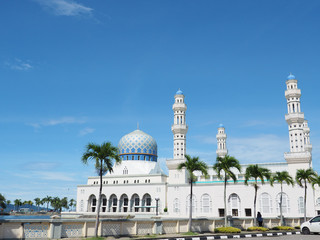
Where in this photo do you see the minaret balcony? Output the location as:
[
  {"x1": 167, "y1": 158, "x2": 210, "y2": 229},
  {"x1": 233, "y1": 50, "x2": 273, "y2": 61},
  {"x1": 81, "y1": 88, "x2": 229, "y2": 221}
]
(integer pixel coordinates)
[
  {"x1": 172, "y1": 103, "x2": 187, "y2": 111},
  {"x1": 285, "y1": 89, "x2": 301, "y2": 98},
  {"x1": 285, "y1": 113, "x2": 305, "y2": 123},
  {"x1": 216, "y1": 133, "x2": 227, "y2": 138},
  {"x1": 284, "y1": 151, "x2": 311, "y2": 164},
  {"x1": 171, "y1": 124, "x2": 188, "y2": 133},
  {"x1": 216, "y1": 149, "x2": 228, "y2": 157}
]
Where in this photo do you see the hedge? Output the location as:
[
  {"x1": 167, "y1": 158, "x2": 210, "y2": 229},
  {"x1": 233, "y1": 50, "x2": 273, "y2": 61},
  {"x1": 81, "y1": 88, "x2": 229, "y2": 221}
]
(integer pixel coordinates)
[{"x1": 214, "y1": 227, "x2": 241, "y2": 233}]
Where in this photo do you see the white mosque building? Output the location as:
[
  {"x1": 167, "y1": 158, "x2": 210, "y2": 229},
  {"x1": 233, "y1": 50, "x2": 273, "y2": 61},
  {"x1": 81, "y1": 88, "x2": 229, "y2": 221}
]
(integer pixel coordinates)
[{"x1": 77, "y1": 74, "x2": 320, "y2": 219}]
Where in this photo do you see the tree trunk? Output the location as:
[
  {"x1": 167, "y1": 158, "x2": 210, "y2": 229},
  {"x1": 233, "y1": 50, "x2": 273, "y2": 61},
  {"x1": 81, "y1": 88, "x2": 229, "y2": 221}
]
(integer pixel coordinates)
[
  {"x1": 254, "y1": 182, "x2": 257, "y2": 226},
  {"x1": 94, "y1": 161, "x2": 103, "y2": 237},
  {"x1": 188, "y1": 181, "x2": 193, "y2": 232},
  {"x1": 224, "y1": 175, "x2": 227, "y2": 226},
  {"x1": 280, "y1": 183, "x2": 283, "y2": 226},
  {"x1": 304, "y1": 181, "x2": 307, "y2": 222}
]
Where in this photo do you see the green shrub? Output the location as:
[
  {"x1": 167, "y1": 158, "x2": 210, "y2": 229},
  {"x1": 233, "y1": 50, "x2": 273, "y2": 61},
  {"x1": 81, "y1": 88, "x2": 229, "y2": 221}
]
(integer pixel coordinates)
[
  {"x1": 214, "y1": 227, "x2": 241, "y2": 233},
  {"x1": 272, "y1": 226, "x2": 294, "y2": 230},
  {"x1": 247, "y1": 226, "x2": 269, "y2": 232}
]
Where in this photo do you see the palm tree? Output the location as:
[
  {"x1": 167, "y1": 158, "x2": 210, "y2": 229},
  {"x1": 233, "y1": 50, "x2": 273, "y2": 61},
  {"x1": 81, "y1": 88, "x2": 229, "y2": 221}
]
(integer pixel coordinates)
[
  {"x1": 270, "y1": 171, "x2": 294, "y2": 226},
  {"x1": 69, "y1": 198, "x2": 76, "y2": 211},
  {"x1": 178, "y1": 154, "x2": 208, "y2": 232},
  {"x1": 50, "y1": 197, "x2": 61, "y2": 212},
  {"x1": 28, "y1": 200, "x2": 33, "y2": 211},
  {"x1": 61, "y1": 197, "x2": 69, "y2": 212},
  {"x1": 23, "y1": 200, "x2": 33, "y2": 212},
  {"x1": 213, "y1": 155, "x2": 241, "y2": 226},
  {"x1": 82, "y1": 141, "x2": 121, "y2": 237},
  {"x1": 244, "y1": 164, "x2": 271, "y2": 226},
  {"x1": 34, "y1": 198, "x2": 41, "y2": 212},
  {"x1": 14, "y1": 199, "x2": 22, "y2": 211},
  {"x1": 311, "y1": 174, "x2": 320, "y2": 188},
  {"x1": 296, "y1": 168, "x2": 317, "y2": 222},
  {"x1": 42, "y1": 196, "x2": 52, "y2": 212},
  {"x1": 0, "y1": 194, "x2": 6, "y2": 210}
]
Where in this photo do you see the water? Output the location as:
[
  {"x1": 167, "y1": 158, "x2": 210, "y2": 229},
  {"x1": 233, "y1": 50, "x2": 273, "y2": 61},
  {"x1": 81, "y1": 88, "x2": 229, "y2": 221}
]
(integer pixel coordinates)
[{"x1": 0, "y1": 215, "x2": 51, "y2": 220}]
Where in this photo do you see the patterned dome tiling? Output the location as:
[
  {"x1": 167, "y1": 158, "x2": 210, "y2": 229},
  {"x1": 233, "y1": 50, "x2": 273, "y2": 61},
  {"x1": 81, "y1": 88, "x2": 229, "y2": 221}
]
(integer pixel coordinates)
[{"x1": 118, "y1": 130, "x2": 157, "y2": 156}]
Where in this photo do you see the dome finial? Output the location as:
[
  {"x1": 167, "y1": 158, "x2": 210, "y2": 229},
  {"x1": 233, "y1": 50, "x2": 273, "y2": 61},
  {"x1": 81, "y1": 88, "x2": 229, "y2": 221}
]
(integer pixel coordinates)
[
  {"x1": 137, "y1": 122, "x2": 139, "y2": 130},
  {"x1": 287, "y1": 73, "x2": 296, "y2": 80},
  {"x1": 176, "y1": 89, "x2": 183, "y2": 95}
]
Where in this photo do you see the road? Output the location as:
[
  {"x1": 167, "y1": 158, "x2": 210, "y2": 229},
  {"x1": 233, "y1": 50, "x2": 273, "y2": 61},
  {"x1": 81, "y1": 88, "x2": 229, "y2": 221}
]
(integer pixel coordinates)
[{"x1": 253, "y1": 235, "x2": 319, "y2": 240}]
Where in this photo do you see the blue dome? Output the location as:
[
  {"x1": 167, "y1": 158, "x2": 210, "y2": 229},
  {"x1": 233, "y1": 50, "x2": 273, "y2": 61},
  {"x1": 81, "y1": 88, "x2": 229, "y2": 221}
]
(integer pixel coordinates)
[
  {"x1": 118, "y1": 130, "x2": 157, "y2": 162},
  {"x1": 176, "y1": 89, "x2": 183, "y2": 95},
  {"x1": 219, "y1": 123, "x2": 224, "y2": 128},
  {"x1": 287, "y1": 73, "x2": 296, "y2": 80}
]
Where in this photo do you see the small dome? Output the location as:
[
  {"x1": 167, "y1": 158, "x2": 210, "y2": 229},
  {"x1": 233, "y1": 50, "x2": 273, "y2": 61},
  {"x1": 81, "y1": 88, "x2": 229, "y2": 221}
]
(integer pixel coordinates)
[
  {"x1": 287, "y1": 73, "x2": 296, "y2": 80},
  {"x1": 218, "y1": 123, "x2": 224, "y2": 128},
  {"x1": 118, "y1": 129, "x2": 157, "y2": 162},
  {"x1": 176, "y1": 89, "x2": 183, "y2": 95}
]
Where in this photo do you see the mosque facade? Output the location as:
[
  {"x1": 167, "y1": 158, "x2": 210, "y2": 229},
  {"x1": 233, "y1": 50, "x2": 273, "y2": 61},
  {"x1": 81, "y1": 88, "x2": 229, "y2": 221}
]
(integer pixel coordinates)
[{"x1": 77, "y1": 74, "x2": 320, "y2": 219}]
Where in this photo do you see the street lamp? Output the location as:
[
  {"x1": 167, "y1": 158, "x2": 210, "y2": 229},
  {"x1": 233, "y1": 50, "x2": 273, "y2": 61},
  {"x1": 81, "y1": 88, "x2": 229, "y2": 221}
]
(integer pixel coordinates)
[{"x1": 155, "y1": 197, "x2": 160, "y2": 216}]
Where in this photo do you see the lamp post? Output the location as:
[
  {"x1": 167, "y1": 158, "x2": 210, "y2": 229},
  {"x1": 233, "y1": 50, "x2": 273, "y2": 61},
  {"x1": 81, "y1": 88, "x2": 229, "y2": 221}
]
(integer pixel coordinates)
[{"x1": 155, "y1": 197, "x2": 160, "y2": 216}]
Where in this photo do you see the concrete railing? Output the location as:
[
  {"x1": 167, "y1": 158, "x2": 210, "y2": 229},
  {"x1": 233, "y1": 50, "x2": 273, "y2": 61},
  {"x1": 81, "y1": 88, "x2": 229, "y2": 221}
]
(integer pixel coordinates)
[{"x1": 0, "y1": 217, "x2": 303, "y2": 239}]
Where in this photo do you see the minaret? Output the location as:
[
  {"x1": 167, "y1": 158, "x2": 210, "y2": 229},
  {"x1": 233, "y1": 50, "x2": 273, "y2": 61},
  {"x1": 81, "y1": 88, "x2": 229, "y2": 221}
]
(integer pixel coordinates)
[
  {"x1": 172, "y1": 89, "x2": 188, "y2": 159},
  {"x1": 284, "y1": 74, "x2": 312, "y2": 175},
  {"x1": 216, "y1": 124, "x2": 228, "y2": 157},
  {"x1": 166, "y1": 89, "x2": 189, "y2": 184}
]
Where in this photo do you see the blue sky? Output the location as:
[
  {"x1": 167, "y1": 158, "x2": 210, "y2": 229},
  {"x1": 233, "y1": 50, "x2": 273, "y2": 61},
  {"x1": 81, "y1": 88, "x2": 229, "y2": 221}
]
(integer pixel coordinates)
[{"x1": 1, "y1": 0, "x2": 320, "y2": 203}]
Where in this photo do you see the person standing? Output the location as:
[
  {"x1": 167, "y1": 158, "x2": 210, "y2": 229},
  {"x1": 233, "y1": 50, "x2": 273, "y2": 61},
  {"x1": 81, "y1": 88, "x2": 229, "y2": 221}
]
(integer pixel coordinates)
[{"x1": 257, "y1": 212, "x2": 263, "y2": 227}]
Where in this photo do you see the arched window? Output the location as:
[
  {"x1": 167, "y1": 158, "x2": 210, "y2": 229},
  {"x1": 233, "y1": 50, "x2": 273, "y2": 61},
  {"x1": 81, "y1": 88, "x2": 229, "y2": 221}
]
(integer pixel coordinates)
[
  {"x1": 101, "y1": 194, "x2": 107, "y2": 212},
  {"x1": 109, "y1": 194, "x2": 117, "y2": 212},
  {"x1": 131, "y1": 194, "x2": 140, "y2": 212},
  {"x1": 186, "y1": 195, "x2": 197, "y2": 214},
  {"x1": 298, "y1": 196, "x2": 304, "y2": 214},
  {"x1": 119, "y1": 194, "x2": 129, "y2": 213},
  {"x1": 228, "y1": 193, "x2": 240, "y2": 216},
  {"x1": 276, "y1": 192, "x2": 290, "y2": 214},
  {"x1": 316, "y1": 197, "x2": 320, "y2": 207},
  {"x1": 201, "y1": 194, "x2": 212, "y2": 213},
  {"x1": 259, "y1": 192, "x2": 272, "y2": 214},
  {"x1": 88, "y1": 194, "x2": 97, "y2": 212},
  {"x1": 173, "y1": 198, "x2": 180, "y2": 213}
]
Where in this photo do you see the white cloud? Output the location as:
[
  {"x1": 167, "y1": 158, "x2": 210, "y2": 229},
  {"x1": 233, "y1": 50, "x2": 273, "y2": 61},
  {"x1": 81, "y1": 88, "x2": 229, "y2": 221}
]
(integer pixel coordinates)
[
  {"x1": 13, "y1": 171, "x2": 77, "y2": 182},
  {"x1": 228, "y1": 134, "x2": 288, "y2": 163},
  {"x1": 28, "y1": 117, "x2": 86, "y2": 129},
  {"x1": 35, "y1": 0, "x2": 93, "y2": 16},
  {"x1": 193, "y1": 134, "x2": 288, "y2": 165},
  {"x1": 79, "y1": 127, "x2": 95, "y2": 136},
  {"x1": 5, "y1": 58, "x2": 33, "y2": 71},
  {"x1": 24, "y1": 161, "x2": 58, "y2": 171}
]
